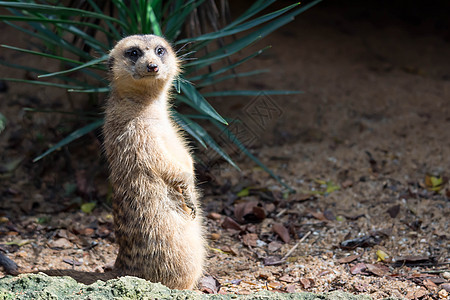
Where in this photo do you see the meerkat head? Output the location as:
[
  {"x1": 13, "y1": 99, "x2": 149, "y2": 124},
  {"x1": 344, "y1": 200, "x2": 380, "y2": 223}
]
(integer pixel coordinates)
[{"x1": 108, "y1": 35, "x2": 179, "y2": 97}]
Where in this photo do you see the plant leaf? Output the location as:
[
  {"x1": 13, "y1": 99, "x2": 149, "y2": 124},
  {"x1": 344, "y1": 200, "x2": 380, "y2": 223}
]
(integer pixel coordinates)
[
  {"x1": 177, "y1": 3, "x2": 299, "y2": 43},
  {"x1": 39, "y1": 55, "x2": 108, "y2": 78},
  {"x1": 179, "y1": 81, "x2": 227, "y2": 124},
  {"x1": 172, "y1": 112, "x2": 207, "y2": 148},
  {"x1": 0, "y1": 2, "x2": 128, "y2": 29},
  {"x1": 1, "y1": 78, "x2": 85, "y2": 90},
  {"x1": 33, "y1": 120, "x2": 103, "y2": 162}
]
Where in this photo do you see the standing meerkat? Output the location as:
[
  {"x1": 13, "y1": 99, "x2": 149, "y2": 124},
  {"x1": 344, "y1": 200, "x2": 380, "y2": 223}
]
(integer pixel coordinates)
[{"x1": 103, "y1": 34, "x2": 205, "y2": 290}]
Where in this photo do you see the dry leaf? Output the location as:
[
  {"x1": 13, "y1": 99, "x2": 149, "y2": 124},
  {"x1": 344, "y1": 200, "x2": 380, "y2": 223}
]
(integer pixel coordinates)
[
  {"x1": 221, "y1": 217, "x2": 242, "y2": 231},
  {"x1": 285, "y1": 285, "x2": 296, "y2": 293},
  {"x1": 257, "y1": 270, "x2": 272, "y2": 280},
  {"x1": 79, "y1": 228, "x2": 95, "y2": 236},
  {"x1": 423, "y1": 279, "x2": 437, "y2": 290},
  {"x1": 234, "y1": 201, "x2": 265, "y2": 223},
  {"x1": 289, "y1": 193, "x2": 314, "y2": 202},
  {"x1": 279, "y1": 275, "x2": 296, "y2": 283},
  {"x1": 272, "y1": 222, "x2": 290, "y2": 243},
  {"x1": 405, "y1": 288, "x2": 428, "y2": 299},
  {"x1": 220, "y1": 245, "x2": 238, "y2": 256},
  {"x1": 337, "y1": 253, "x2": 361, "y2": 264},
  {"x1": 198, "y1": 275, "x2": 221, "y2": 294},
  {"x1": 310, "y1": 211, "x2": 327, "y2": 221},
  {"x1": 242, "y1": 233, "x2": 258, "y2": 247},
  {"x1": 350, "y1": 263, "x2": 367, "y2": 275},
  {"x1": 366, "y1": 263, "x2": 389, "y2": 276},
  {"x1": 63, "y1": 258, "x2": 82, "y2": 266},
  {"x1": 300, "y1": 278, "x2": 312, "y2": 289},
  {"x1": 387, "y1": 204, "x2": 400, "y2": 218},
  {"x1": 47, "y1": 238, "x2": 73, "y2": 249},
  {"x1": 263, "y1": 256, "x2": 284, "y2": 266},
  {"x1": 268, "y1": 241, "x2": 283, "y2": 252},
  {"x1": 234, "y1": 201, "x2": 257, "y2": 223}
]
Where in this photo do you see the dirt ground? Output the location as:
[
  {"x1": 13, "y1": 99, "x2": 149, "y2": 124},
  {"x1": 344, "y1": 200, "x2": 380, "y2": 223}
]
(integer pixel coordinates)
[{"x1": 0, "y1": 1, "x2": 449, "y2": 299}]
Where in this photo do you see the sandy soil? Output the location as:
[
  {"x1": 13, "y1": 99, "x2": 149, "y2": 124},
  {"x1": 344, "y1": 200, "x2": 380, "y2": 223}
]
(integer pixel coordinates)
[{"x1": 0, "y1": 1, "x2": 449, "y2": 299}]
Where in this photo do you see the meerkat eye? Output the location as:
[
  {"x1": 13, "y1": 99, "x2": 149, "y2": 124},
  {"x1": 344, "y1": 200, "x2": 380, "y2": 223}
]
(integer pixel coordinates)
[
  {"x1": 124, "y1": 47, "x2": 142, "y2": 63},
  {"x1": 156, "y1": 46, "x2": 166, "y2": 57}
]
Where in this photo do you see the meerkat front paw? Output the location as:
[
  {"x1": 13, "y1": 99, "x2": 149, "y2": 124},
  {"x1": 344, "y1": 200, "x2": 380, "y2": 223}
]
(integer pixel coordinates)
[{"x1": 176, "y1": 186, "x2": 197, "y2": 218}]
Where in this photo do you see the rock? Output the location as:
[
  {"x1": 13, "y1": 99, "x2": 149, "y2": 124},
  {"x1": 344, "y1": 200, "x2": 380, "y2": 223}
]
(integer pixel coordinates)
[
  {"x1": 47, "y1": 238, "x2": 73, "y2": 249},
  {"x1": 0, "y1": 273, "x2": 376, "y2": 299}
]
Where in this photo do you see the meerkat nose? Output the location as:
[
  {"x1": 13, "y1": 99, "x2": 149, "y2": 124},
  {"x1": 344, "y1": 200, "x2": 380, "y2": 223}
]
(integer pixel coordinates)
[{"x1": 147, "y1": 63, "x2": 159, "y2": 73}]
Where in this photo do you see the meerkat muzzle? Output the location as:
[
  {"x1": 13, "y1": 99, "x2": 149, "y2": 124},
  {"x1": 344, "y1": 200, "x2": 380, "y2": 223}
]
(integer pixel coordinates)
[{"x1": 147, "y1": 63, "x2": 159, "y2": 73}]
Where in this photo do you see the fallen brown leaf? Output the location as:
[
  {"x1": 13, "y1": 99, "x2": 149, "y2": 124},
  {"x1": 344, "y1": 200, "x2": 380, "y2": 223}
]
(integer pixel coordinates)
[
  {"x1": 220, "y1": 245, "x2": 238, "y2": 256},
  {"x1": 272, "y1": 222, "x2": 290, "y2": 243},
  {"x1": 279, "y1": 274, "x2": 296, "y2": 283},
  {"x1": 263, "y1": 256, "x2": 284, "y2": 266},
  {"x1": 47, "y1": 238, "x2": 72, "y2": 249},
  {"x1": 300, "y1": 278, "x2": 312, "y2": 289},
  {"x1": 337, "y1": 253, "x2": 361, "y2": 264},
  {"x1": 423, "y1": 279, "x2": 437, "y2": 290},
  {"x1": 310, "y1": 211, "x2": 328, "y2": 221},
  {"x1": 405, "y1": 288, "x2": 428, "y2": 299},
  {"x1": 63, "y1": 258, "x2": 82, "y2": 266},
  {"x1": 242, "y1": 233, "x2": 258, "y2": 247},
  {"x1": 234, "y1": 201, "x2": 258, "y2": 223},
  {"x1": 285, "y1": 285, "x2": 296, "y2": 293},
  {"x1": 350, "y1": 263, "x2": 367, "y2": 275},
  {"x1": 198, "y1": 275, "x2": 221, "y2": 294},
  {"x1": 268, "y1": 241, "x2": 283, "y2": 252},
  {"x1": 366, "y1": 263, "x2": 389, "y2": 276},
  {"x1": 387, "y1": 204, "x2": 400, "y2": 218},
  {"x1": 221, "y1": 217, "x2": 242, "y2": 231}
]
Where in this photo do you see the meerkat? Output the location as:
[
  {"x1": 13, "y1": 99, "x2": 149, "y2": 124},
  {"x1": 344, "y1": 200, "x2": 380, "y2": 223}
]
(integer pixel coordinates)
[
  {"x1": 103, "y1": 34, "x2": 205, "y2": 290},
  {"x1": 0, "y1": 35, "x2": 205, "y2": 289}
]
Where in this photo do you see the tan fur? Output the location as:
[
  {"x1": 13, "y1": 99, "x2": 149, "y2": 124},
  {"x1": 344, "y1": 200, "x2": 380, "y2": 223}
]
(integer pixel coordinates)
[{"x1": 103, "y1": 35, "x2": 205, "y2": 290}]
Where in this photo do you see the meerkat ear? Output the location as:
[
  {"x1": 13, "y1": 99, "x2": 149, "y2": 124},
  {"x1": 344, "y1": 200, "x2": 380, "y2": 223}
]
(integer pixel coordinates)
[{"x1": 107, "y1": 56, "x2": 115, "y2": 71}]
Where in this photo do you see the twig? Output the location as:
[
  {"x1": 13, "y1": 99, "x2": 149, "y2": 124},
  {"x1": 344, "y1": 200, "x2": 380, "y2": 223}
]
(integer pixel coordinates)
[
  {"x1": 275, "y1": 209, "x2": 286, "y2": 218},
  {"x1": 282, "y1": 231, "x2": 311, "y2": 261}
]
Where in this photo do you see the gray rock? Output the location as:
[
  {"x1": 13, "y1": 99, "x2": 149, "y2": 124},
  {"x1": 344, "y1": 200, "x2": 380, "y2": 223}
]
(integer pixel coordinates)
[{"x1": 0, "y1": 273, "x2": 383, "y2": 299}]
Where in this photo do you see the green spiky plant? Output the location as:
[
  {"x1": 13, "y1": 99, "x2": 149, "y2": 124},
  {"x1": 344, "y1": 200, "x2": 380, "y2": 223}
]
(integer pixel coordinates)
[{"x1": 0, "y1": 0, "x2": 321, "y2": 192}]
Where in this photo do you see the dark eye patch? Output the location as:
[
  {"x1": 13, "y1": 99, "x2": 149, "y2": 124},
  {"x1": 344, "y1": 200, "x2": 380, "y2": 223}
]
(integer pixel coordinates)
[
  {"x1": 155, "y1": 46, "x2": 166, "y2": 57},
  {"x1": 124, "y1": 47, "x2": 143, "y2": 63}
]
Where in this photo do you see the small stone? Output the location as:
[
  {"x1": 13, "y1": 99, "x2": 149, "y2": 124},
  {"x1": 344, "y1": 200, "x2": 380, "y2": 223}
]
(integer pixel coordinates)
[
  {"x1": 257, "y1": 270, "x2": 273, "y2": 280},
  {"x1": 207, "y1": 212, "x2": 222, "y2": 220},
  {"x1": 47, "y1": 238, "x2": 73, "y2": 249},
  {"x1": 210, "y1": 233, "x2": 220, "y2": 240},
  {"x1": 438, "y1": 289, "x2": 448, "y2": 299},
  {"x1": 442, "y1": 271, "x2": 450, "y2": 280}
]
